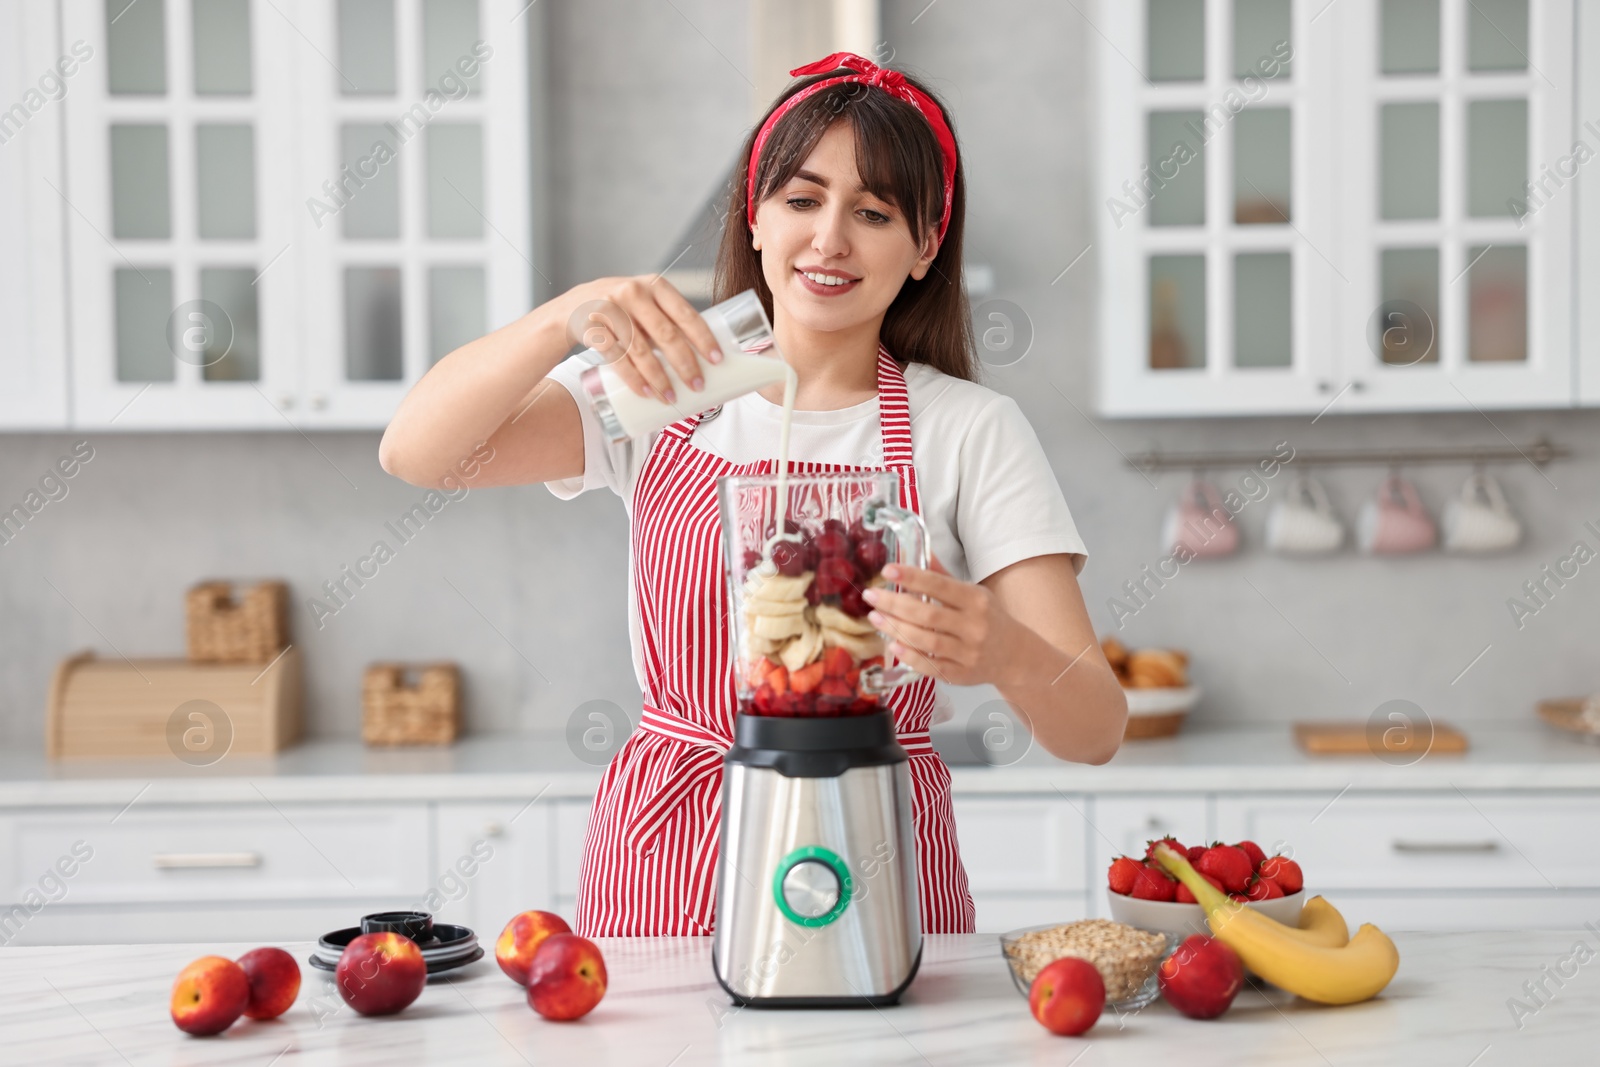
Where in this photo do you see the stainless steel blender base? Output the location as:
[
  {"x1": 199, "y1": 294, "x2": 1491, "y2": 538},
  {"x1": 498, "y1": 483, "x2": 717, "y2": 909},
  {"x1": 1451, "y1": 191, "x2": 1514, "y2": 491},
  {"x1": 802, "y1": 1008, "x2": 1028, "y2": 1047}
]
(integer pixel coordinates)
[{"x1": 711, "y1": 714, "x2": 923, "y2": 1005}]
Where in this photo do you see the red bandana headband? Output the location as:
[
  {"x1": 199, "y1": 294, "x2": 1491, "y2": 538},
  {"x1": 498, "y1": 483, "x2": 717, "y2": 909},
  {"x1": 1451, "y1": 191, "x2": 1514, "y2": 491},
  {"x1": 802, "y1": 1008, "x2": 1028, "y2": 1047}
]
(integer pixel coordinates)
[{"x1": 745, "y1": 51, "x2": 957, "y2": 245}]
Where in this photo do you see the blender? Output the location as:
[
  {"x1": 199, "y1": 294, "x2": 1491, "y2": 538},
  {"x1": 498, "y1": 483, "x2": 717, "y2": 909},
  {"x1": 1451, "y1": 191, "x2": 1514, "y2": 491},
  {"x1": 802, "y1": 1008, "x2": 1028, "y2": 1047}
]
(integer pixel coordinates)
[{"x1": 711, "y1": 471, "x2": 930, "y2": 1006}]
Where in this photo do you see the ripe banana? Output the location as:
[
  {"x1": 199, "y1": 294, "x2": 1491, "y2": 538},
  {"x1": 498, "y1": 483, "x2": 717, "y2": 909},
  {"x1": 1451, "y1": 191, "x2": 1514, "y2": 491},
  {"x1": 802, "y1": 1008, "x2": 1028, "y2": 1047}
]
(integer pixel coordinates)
[
  {"x1": 1282, "y1": 895, "x2": 1349, "y2": 949},
  {"x1": 1153, "y1": 846, "x2": 1397, "y2": 1005}
]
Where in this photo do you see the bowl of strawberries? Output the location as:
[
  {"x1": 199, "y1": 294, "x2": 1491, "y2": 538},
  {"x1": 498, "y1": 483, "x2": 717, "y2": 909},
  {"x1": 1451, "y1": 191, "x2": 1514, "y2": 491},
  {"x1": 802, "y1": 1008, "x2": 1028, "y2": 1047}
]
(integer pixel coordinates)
[{"x1": 1105, "y1": 836, "x2": 1305, "y2": 939}]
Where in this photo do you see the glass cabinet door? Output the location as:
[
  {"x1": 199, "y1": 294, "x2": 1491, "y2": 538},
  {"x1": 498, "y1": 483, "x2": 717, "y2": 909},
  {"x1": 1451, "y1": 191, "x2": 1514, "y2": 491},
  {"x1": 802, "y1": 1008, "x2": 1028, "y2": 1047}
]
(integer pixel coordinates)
[
  {"x1": 1098, "y1": 0, "x2": 1575, "y2": 416},
  {"x1": 1098, "y1": 0, "x2": 1340, "y2": 416},
  {"x1": 56, "y1": 0, "x2": 532, "y2": 429},
  {"x1": 63, "y1": 0, "x2": 300, "y2": 428},
  {"x1": 1333, "y1": 0, "x2": 1572, "y2": 410},
  {"x1": 297, "y1": 0, "x2": 531, "y2": 428}
]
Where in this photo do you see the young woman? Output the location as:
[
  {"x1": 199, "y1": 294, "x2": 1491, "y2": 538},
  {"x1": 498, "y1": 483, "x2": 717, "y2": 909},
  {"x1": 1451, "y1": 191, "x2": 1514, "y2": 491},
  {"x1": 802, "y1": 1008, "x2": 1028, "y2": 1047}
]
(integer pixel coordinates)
[{"x1": 380, "y1": 53, "x2": 1127, "y2": 937}]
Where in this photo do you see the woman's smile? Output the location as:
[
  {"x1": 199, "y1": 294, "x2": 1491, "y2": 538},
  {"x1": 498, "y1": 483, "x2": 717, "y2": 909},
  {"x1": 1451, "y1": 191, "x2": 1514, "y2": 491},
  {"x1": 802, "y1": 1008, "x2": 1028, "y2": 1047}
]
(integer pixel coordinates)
[{"x1": 794, "y1": 265, "x2": 862, "y2": 297}]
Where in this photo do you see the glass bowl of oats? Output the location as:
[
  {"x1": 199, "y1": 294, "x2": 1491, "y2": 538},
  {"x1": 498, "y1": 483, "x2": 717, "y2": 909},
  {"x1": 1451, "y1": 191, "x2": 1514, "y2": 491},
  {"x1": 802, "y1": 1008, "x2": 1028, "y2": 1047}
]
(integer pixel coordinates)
[{"x1": 1000, "y1": 918, "x2": 1177, "y2": 1010}]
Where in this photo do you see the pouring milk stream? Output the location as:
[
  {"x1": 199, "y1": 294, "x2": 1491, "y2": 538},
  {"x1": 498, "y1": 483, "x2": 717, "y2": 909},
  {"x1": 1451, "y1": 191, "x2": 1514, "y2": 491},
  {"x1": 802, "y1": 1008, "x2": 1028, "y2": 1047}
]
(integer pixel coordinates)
[{"x1": 578, "y1": 289, "x2": 802, "y2": 564}]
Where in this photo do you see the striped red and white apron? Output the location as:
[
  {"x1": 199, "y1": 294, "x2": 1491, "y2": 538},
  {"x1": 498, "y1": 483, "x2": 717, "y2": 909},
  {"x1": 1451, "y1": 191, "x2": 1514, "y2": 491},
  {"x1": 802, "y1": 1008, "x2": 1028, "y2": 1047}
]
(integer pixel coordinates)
[{"x1": 573, "y1": 345, "x2": 976, "y2": 937}]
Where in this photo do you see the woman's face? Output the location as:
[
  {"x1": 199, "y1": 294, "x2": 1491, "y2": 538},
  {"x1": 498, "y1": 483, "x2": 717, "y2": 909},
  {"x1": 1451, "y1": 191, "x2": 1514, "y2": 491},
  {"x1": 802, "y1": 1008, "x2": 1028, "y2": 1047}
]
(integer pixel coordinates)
[{"x1": 751, "y1": 121, "x2": 939, "y2": 334}]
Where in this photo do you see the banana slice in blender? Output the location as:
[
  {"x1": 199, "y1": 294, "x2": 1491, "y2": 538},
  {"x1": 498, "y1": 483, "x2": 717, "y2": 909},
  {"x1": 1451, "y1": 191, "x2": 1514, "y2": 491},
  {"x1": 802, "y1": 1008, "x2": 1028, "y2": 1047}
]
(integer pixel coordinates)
[
  {"x1": 753, "y1": 612, "x2": 810, "y2": 640},
  {"x1": 779, "y1": 622, "x2": 824, "y2": 672},
  {"x1": 743, "y1": 594, "x2": 807, "y2": 616},
  {"x1": 747, "y1": 631, "x2": 783, "y2": 657},
  {"x1": 812, "y1": 603, "x2": 876, "y2": 636},
  {"x1": 744, "y1": 570, "x2": 812, "y2": 601},
  {"x1": 821, "y1": 627, "x2": 885, "y2": 661}
]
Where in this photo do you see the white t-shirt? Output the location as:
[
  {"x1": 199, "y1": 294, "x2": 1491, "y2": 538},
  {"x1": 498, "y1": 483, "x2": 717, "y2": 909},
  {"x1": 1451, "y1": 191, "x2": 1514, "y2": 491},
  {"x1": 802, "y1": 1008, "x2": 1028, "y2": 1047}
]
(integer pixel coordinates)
[{"x1": 542, "y1": 353, "x2": 1089, "y2": 721}]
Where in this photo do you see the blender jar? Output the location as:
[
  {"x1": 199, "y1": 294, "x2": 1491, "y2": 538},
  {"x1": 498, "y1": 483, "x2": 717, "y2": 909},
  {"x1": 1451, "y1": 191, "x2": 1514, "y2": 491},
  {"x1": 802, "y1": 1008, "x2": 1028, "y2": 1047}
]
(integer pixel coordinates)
[{"x1": 717, "y1": 471, "x2": 929, "y2": 717}]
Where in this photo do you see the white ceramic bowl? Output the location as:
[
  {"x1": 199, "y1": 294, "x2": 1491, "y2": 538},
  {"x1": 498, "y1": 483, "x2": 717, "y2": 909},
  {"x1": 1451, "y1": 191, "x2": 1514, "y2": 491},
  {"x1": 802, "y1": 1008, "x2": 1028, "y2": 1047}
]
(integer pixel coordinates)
[
  {"x1": 1123, "y1": 686, "x2": 1201, "y2": 716},
  {"x1": 1107, "y1": 888, "x2": 1305, "y2": 939}
]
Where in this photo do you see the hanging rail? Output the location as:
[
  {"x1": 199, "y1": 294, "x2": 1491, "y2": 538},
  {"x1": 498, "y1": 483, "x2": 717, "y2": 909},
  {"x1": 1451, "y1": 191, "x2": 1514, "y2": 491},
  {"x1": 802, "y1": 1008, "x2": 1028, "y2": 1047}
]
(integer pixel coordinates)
[{"x1": 1126, "y1": 438, "x2": 1569, "y2": 474}]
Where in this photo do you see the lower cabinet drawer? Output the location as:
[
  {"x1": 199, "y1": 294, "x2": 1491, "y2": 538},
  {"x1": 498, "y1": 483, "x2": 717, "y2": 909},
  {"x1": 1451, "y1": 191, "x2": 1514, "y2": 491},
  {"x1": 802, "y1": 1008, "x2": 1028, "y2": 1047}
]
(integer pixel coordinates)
[
  {"x1": 970, "y1": 893, "x2": 1088, "y2": 934},
  {"x1": 952, "y1": 796, "x2": 1088, "y2": 892},
  {"x1": 1290, "y1": 891, "x2": 1600, "y2": 932},
  {"x1": 553, "y1": 801, "x2": 593, "y2": 899},
  {"x1": 0, "y1": 803, "x2": 431, "y2": 906},
  {"x1": 0, "y1": 899, "x2": 429, "y2": 947},
  {"x1": 1085, "y1": 795, "x2": 1211, "y2": 917},
  {"x1": 1215, "y1": 793, "x2": 1600, "y2": 891}
]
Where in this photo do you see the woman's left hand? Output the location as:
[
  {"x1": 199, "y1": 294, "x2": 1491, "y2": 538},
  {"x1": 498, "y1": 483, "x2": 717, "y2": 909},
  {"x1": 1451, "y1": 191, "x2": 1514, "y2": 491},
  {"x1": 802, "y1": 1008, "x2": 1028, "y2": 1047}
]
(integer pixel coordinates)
[{"x1": 860, "y1": 555, "x2": 1033, "y2": 688}]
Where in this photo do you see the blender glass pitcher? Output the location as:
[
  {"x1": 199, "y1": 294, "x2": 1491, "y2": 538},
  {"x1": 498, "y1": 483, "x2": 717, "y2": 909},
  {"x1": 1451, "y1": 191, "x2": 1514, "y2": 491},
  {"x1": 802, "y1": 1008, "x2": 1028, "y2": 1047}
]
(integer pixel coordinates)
[{"x1": 717, "y1": 471, "x2": 929, "y2": 717}]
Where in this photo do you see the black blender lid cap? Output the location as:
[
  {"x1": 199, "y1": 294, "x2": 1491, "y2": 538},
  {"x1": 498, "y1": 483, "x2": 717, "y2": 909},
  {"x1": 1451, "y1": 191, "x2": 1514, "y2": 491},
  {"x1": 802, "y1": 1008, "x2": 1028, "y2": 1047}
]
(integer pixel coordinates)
[{"x1": 730, "y1": 710, "x2": 907, "y2": 777}]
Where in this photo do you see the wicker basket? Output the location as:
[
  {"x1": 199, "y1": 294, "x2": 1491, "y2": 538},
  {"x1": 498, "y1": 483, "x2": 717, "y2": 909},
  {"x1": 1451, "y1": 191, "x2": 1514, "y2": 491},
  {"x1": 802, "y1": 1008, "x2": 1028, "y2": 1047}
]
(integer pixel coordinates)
[
  {"x1": 1121, "y1": 686, "x2": 1200, "y2": 740},
  {"x1": 363, "y1": 663, "x2": 460, "y2": 746},
  {"x1": 186, "y1": 580, "x2": 289, "y2": 663},
  {"x1": 1123, "y1": 711, "x2": 1188, "y2": 740}
]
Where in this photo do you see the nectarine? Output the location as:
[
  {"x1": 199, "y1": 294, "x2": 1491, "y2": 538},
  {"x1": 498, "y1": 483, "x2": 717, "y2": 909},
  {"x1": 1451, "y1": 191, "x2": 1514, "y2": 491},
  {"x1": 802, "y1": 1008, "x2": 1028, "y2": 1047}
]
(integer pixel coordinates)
[
  {"x1": 237, "y1": 946, "x2": 300, "y2": 1021},
  {"x1": 336, "y1": 933, "x2": 426, "y2": 1016},
  {"x1": 526, "y1": 934, "x2": 607, "y2": 1021},
  {"x1": 495, "y1": 910, "x2": 572, "y2": 985},
  {"x1": 170, "y1": 956, "x2": 250, "y2": 1036}
]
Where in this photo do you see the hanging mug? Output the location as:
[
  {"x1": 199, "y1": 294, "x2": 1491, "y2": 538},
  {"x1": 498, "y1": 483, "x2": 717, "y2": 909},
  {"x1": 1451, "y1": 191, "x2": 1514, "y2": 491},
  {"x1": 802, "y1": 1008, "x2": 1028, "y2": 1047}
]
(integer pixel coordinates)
[
  {"x1": 1443, "y1": 470, "x2": 1522, "y2": 553},
  {"x1": 1266, "y1": 475, "x2": 1344, "y2": 555},
  {"x1": 1162, "y1": 478, "x2": 1240, "y2": 559},
  {"x1": 1358, "y1": 475, "x2": 1437, "y2": 555}
]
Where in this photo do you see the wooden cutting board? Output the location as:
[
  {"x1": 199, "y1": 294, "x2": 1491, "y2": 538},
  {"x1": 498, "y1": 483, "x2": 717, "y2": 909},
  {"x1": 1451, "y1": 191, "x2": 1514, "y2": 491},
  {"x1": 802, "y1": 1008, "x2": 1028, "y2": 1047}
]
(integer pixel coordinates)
[{"x1": 1293, "y1": 720, "x2": 1469, "y2": 756}]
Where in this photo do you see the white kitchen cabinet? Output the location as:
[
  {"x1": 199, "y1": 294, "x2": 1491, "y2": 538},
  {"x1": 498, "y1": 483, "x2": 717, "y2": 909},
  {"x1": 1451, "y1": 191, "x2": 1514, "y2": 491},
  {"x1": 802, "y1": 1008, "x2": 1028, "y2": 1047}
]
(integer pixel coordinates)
[
  {"x1": 952, "y1": 796, "x2": 1089, "y2": 893},
  {"x1": 10, "y1": 0, "x2": 534, "y2": 432},
  {"x1": 0, "y1": 801, "x2": 432, "y2": 946},
  {"x1": 1576, "y1": 0, "x2": 1600, "y2": 405},
  {"x1": 971, "y1": 893, "x2": 1088, "y2": 934},
  {"x1": 551, "y1": 799, "x2": 592, "y2": 909},
  {"x1": 431, "y1": 800, "x2": 557, "y2": 935},
  {"x1": 1215, "y1": 792, "x2": 1600, "y2": 891},
  {"x1": 6, "y1": 900, "x2": 423, "y2": 947},
  {"x1": 953, "y1": 795, "x2": 1090, "y2": 931},
  {"x1": 1095, "y1": 0, "x2": 1577, "y2": 416},
  {"x1": 2, "y1": 803, "x2": 432, "y2": 905},
  {"x1": 0, "y1": 0, "x2": 71, "y2": 429},
  {"x1": 1084, "y1": 794, "x2": 1211, "y2": 918}
]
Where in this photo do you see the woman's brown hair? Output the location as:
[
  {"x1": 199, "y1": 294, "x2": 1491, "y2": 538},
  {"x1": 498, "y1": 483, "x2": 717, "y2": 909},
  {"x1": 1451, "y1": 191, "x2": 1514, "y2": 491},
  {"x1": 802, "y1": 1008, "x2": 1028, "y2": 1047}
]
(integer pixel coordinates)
[{"x1": 712, "y1": 66, "x2": 977, "y2": 383}]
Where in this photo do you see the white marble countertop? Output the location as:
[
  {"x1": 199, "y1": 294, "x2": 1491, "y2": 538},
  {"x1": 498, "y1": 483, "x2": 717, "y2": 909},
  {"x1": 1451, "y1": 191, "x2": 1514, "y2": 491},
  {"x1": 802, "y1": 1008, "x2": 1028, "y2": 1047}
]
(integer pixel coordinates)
[
  {"x1": 1, "y1": 930, "x2": 1590, "y2": 1064},
  {"x1": 3, "y1": 724, "x2": 1598, "y2": 808}
]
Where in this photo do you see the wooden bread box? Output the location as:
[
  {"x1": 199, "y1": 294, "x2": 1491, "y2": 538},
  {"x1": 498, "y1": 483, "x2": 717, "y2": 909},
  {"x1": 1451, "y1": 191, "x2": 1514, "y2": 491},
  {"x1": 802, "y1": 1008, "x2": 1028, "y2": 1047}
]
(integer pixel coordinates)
[{"x1": 46, "y1": 646, "x2": 301, "y2": 759}]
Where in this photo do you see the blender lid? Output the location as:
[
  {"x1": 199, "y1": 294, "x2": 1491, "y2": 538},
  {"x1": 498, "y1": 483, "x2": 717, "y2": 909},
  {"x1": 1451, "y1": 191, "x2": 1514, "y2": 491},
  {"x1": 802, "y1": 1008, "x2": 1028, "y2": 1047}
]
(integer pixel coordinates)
[{"x1": 727, "y1": 709, "x2": 909, "y2": 777}]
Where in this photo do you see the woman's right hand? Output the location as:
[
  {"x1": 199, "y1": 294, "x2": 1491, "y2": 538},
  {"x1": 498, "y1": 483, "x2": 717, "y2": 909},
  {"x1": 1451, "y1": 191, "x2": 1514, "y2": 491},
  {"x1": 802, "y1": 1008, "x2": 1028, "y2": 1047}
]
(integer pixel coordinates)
[{"x1": 560, "y1": 276, "x2": 723, "y2": 404}]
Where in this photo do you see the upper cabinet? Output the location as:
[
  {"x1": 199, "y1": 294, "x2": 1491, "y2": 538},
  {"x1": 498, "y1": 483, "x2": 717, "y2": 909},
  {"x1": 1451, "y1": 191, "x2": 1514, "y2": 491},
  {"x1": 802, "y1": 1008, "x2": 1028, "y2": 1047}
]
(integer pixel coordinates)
[
  {"x1": 0, "y1": 2, "x2": 71, "y2": 429},
  {"x1": 4, "y1": 0, "x2": 532, "y2": 431},
  {"x1": 1096, "y1": 0, "x2": 1579, "y2": 416}
]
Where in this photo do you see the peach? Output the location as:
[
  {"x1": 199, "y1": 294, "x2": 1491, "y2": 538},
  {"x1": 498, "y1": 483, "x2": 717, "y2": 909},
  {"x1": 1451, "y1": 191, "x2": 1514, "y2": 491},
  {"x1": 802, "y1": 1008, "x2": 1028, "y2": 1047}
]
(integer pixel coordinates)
[
  {"x1": 495, "y1": 910, "x2": 572, "y2": 985},
  {"x1": 526, "y1": 934, "x2": 607, "y2": 1021},
  {"x1": 237, "y1": 946, "x2": 301, "y2": 1020},
  {"x1": 335, "y1": 933, "x2": 426, "y2": 1016},
  {"x1": 1158, "y1": 933, "x2": 1244, "y2": 1019},
  {"x1": 170, "y1": 955, "x2": 250, "y2": 1036},
  {"x1": 1028, "y1": 957, "x2": 1103, "y2": 1037}
]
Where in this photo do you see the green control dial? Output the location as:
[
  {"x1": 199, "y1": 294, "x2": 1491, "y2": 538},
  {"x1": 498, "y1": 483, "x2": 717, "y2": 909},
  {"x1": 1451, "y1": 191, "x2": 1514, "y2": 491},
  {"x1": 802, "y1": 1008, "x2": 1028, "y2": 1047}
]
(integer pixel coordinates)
[{"x1": 772, "y1": 846, "x2": 853, "y2": 927}]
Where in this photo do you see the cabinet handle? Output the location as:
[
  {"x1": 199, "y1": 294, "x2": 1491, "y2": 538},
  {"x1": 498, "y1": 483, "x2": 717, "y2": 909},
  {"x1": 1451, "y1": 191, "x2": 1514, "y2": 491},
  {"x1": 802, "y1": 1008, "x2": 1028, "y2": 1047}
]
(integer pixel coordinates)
[
  {"x1": 1390, "y1": 839, "x2": 1499, "y2": 854},
  {"x1": 153, "y1": 852, "x2": 262, "y2": 869},
  {"x1": 310, "y1": 393, "x2": 329, "y2": 410},
  {"x1": 1349, "y1": 380, "x2": 1367, "y2": 393},
  {"x1": 482, "y1": 821, "x2": 505, "y2": 838},
  {"x1": 277, "y1": 394, "x2": 295, "y2": 410},
  {"x1": 1317, "y1": 380, "x2": 1332, "y2": 393}
]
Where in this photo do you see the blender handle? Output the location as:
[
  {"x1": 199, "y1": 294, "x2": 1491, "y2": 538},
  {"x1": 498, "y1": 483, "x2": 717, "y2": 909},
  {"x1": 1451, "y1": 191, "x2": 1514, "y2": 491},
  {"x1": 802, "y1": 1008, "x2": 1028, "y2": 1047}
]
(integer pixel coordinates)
[{"x1": 862, "y1": 500, "x2": 929, "y2": 690}]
